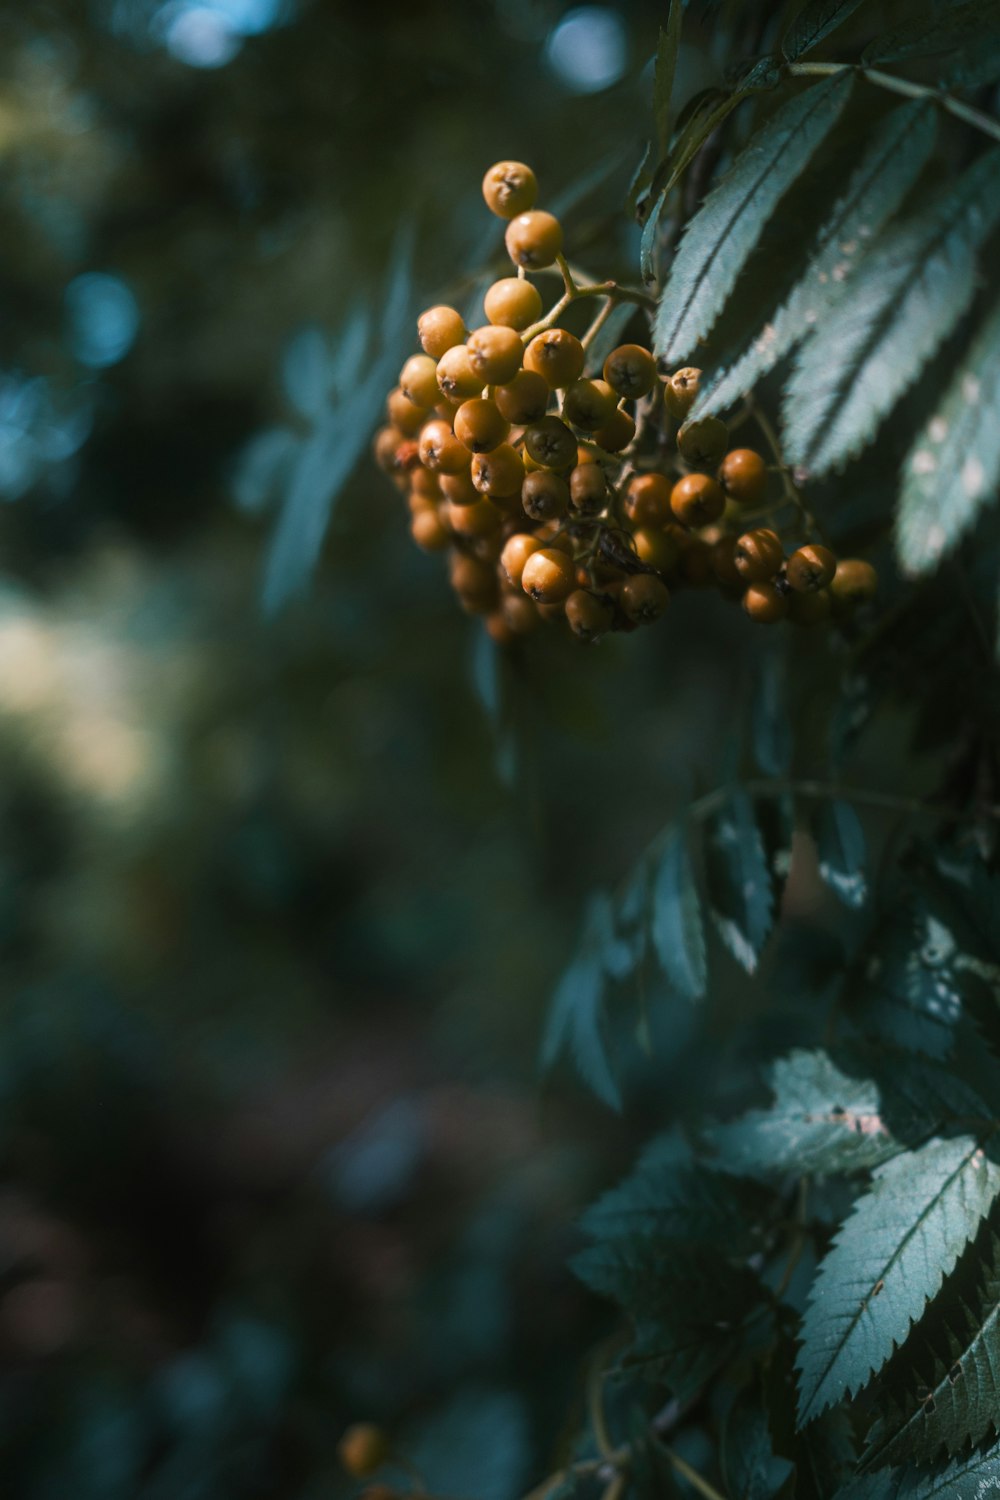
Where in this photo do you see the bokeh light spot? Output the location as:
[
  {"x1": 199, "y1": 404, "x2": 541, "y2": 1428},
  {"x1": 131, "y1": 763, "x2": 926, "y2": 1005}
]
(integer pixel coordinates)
[
  {"x1": 545, "y1": 6, "x2": 627, "y2": 93},
  {"x1": 65, "y1": 272, "x2": 139, "y2": 369}
]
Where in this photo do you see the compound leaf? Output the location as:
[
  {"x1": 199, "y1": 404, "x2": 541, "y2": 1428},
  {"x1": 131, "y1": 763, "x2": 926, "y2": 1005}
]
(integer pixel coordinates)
[
  {"x1": 896, "y1": 290, "x2": 1000, "y2": 576},
  {"x1": 695, "y1": 101, "x2": 936, "y2": 419},
  {"x1": 783, "y1": 148, "x2": 1000, "y2": 475},
  {"x1": 654, "y1": 72, "x2": 853, "y2": 363},
  {"x1": 651, "y1": 825, "x2": 707, "y2": 1001},
  {"x1": 796, "y1": 1134, "x2": 1000, "y2": 1425}
]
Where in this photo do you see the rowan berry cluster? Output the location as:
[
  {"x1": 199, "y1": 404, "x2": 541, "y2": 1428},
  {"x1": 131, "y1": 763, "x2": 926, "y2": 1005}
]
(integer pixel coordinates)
[{"x1": 373, "y1": 160, "x2": 878, "y2": 645}]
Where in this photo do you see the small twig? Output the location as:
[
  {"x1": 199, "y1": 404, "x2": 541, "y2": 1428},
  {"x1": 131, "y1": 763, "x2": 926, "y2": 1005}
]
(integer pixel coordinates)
[{"x1": 787, "y1": 61, "x2": 1000, "y2": 147}]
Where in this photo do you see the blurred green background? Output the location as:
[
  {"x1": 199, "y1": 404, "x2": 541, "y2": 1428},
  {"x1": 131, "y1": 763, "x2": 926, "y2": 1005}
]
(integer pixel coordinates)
[{"x1": 0, "y1": 3, "x2": 884, "y2": 1496}]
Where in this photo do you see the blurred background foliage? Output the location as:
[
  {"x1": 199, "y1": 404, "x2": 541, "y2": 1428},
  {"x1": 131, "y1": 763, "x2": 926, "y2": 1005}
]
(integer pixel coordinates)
[{"x1": 0, "y1": 1, "x2": 957, "y2": 1496}]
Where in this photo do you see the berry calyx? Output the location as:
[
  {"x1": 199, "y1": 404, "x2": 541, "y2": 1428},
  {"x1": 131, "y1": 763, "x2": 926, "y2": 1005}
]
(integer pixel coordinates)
[
  {"x1": 603, "y1": 344, "x2": 657, "y2": 400},
  {"x1": 786, "y1": 543, "x2": 837, "y2": 593},
  {"x1": 524, "y1": 415, "x2": 577, "y2": 470},
  {"x1": 523, "y1": 328, "x2": 585, "y2": 389}
]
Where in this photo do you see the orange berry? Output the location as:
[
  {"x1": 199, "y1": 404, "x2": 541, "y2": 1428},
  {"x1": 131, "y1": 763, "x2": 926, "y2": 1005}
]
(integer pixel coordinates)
[
  {"x1": 505, "y1": 210, "x2": 563, "y2": 269},
  {"x1": 569, "y1": 463, "x2": 608, "y2": 516},
  {"x1": 466, "y1": 325, "x2": 524, "y2": 385},
  {"x1": 471, "y1": 443, "x2": 525, "y2": 498},
  {"x1": 786, "y1": 544, "x2": 837, "y2": 593},
  {"x1": 521, "y1": 547, "x2": 576, "y2": 603},
  {"x1": 719, "y1": 448, "x2": 767, "y2": 505},
  {"x1": 399, "y1": 354, "x2": 440, "y2": 409},
  {"x1": 734, "y1": 528, "x2": 783, "y2": 583},
  {"x1": 663, "y1": 367, "x2": 702, "y2": 420},
  {"x1": 410, "y1": 508, "x2": 450, "y2": 552},
  {"x1": 631, "y1": 527, "x2": 678, "y2": 572},
  {"x1": 592, "y1": 407, "x2": 636, "y2": 454},
  {"x1": 444, "y1": 497, "x2": 503, "y2": 537},
  {"x1": 603, "y1": 344, "x2": 657, "y2": 400},
  {"x1": 387, "y1": 386, "x2": 430, "y2": 436},
  {"x1": 522, "y1": 469, "x2": 569, "y2": 521},
  {"x1": 338, "y1": 1424, "x2": 389, "y2": 1479},
  {"x1": 454, "y1": 398, "x2": 510, "y2": 454},
  {"x1": 565, "y1": 590, "x2": 614, "y2": 641},
  {"x1": 670, "y1": 473, "x2": 725, "y2": 527},
  {"x1": 418, "y1": 419, "x2": 469, "y2": 475},
  {"x1": 500, "y1": 533, "x2": 543, "y2": 586},
  {"x1": 678, "y1": 415, "x2": 728, "y2": 468},
  {"x1": 830, "y1": 558, "x2": 878, "y2": 606},
  {"x1": 524, "y1": 415, "x2": 577, "y2": 470},
  {"x1": 436, "y1": 345, "x2": 483, "y2": 402},
  {"x1": 494, "y1": 368, "x2": 549, "y2": 425},
  {"x1": 482, "y1": 160, "x2": 538, "y2": 218},
  {"x1": 373, "y1": 425, "x2": 405, "y2": 473},
  {"x1": 417, "y1": 305, "x2": 466, "y2": 359},
  {"x1": 743, "y1": 583, "x2": 788, "y2": 623},
  {"x1": 523, "y1": 328, "x2": 585, "y2": 389},
  {"x1": 621, "y1": 573, "x2": 670, "y2": 622},
  {"x1": 484, "y1": 277, "x2": 543, "y2": 330},
  {"x1": 623, "y1": 472, "x2": 670, "y2": 528}
]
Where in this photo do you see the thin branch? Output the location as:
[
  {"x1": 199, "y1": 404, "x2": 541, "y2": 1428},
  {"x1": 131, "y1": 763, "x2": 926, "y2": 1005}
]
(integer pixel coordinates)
[{"x1": 787, "y1": 61, "x2": 1000, "y2": 146}]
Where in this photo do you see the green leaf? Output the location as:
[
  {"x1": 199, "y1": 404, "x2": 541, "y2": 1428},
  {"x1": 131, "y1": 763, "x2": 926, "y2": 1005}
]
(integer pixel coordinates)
[
  {"x1": 863, "y1": 0, "x2": 1000, "y2": 66},
  {"x1": 896, "y1": 291, "x2": 1000, "y2": 577},
  {"x1": 722, "y1": 1399, "x2": 794, "y2": 1500},
  {"x1": 706, "y1": 1049, "x2": 901, "y2": 1179},
  {"x1": 541, "y1": 894, "x2": 622, "y2": 1111},
  {"x1": 579, "y1": 1154, "x2": 771, "y2": 1256},
  {"x1": 863, "y1": 1224, "x2": 1000, "y2": 1469},
  {"x1": 650, "y1": 825, "x2": 707, "y2": 1001},
  {"x1": 571, "y1": 1239, "x2": 766, "y2": 1399},
  {"x1": 704, "y1": 788, "x2": 774, "y2": 973},
  {"x1": 835, "y1": 1440, "x2": 1000, "y2": 1499},
  {"x1": 844, "y1": 902, "x2": 964, "y2": 1060},
  {"x1": 654, "y1": 1, "x2": 684, "y2": 158},
  {"x1": 816, "y1": 800, "x2": 867, "y2": 910},
  {"x1": 654, "y1": 72, "x2": 853, "y2": 364},
  {"x1": 782, "y1": 0, "x2": 871, "y2": 61},
  {"x1": 783, "y1": 147, "x2": 1000, "y2": 476},
  {"x1": 694, "y1": 100, "x2": 936, "y2": 419},
  {"x1": 796, "y1": 1134, "x2": 1000, "y2": 1425}
]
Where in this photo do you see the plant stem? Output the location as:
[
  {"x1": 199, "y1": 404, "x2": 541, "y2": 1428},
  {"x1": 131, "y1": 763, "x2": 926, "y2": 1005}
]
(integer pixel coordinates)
[
  {"x1": 664, "y1": 1451, "x2": 729, "y2": 1500},
  {"x1": 786, "y1": 61, "x2": 1000, "y2": 146},
  {"x1": 746, "y1": 396, "x2": 830, "y2": 547}
]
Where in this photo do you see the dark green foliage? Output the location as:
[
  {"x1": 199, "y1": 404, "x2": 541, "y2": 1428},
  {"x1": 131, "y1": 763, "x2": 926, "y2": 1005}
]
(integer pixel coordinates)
[
  {"x1": 653, "y1": 73, "x2": 853, "y2": 363},
  {"x1": 863, "y1": 1219, "x2": 1000, "y2": 1469},
  {"x1": 795, "y1": 1134, "x2": 1000, "y2": 1424},
  {"x1": 650, "y1": 825, "x2": 707, "y2": 1001},
  {"x1": 782, "y1": 148, "x2": 1000, "y2": 475},
  {"x1": 704, "y1": 787, "x2": 775, "y2": 972},
  {"x1": 896, "y1": 293, "x2": 1000, "y2": 577},
  {"x1": 782, "y1": 0, "x2": 874, "y2": 61}
]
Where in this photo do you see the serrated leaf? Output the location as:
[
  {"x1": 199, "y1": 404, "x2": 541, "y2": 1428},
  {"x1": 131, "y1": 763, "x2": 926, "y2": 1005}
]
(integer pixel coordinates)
[
  {"x1": 863, "y1": 1224, "x2": 1000, "y2": 1469},
  {"x1": 654, "y1": 2, "x2": 684, "y2": 158},
  {"x1": 945, "y1": 31, "x2": 1000, "y2": 91},
  {"x1": 846, "y1": 903, "x2": 964, "y2": 1059},
  {"x1": 705, "y1": 788, "x2": 774, "y2": 973},
  {"x1": 695, "y1": 100, "x2": 936, "y2": 419},
  {"x1": 541, "y1": 894, "x2": 621, "y2": 1111},
  {"x1": 579, "y1": 1156, "x2": 771, "y2": 1256},
  {"x1": 654, "y1": 72, "x2": 853, "y2": 364},
  {"x1": 650, "y1": 825, "x2": 707, "y2": 1000},
  {"x1": 783, "y1": 147, "x2": 1000, "y2": 476},
  {"x1": 706, "y1": 1049, "x2": 901, "y2": 1179},
  {"x1": 816, "y1": 800, "x2": 867, "y2": 910},
  {"x1": 835, "y1": 1439, "x2": 1000, "y2": 1500},
  {"x1": 571, "y1": 1239, "x2": 765, "y2": 1399},
  {"x1": 782, "y1": 0, "x2": 871, "y2": 61},
  {"x1": 896, "y1": 290, "x2": 1000, "y2": 577},
  {"x1": 863, "y1": 0, "x2": 1000, "y2": 65},
  {"x1": 796, "y1": 1134, "x2": 1000, "y2": 1425}
]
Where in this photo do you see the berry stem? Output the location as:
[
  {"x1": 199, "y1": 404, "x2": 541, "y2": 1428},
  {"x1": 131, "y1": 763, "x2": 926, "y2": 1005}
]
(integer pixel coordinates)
[
  {"x1": 581, "y1": 297, "x2": 617, "y2": 350},
  {"x1": 522, "y1": 278, "x2": 656, "y2": 343},
  {"x1": 745, "y1": 396, "x2": 830, "y2": 547},
  {"x1": 787, "y1": 61, "x2": 1000, "y2": 147}
]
